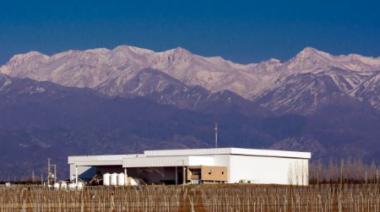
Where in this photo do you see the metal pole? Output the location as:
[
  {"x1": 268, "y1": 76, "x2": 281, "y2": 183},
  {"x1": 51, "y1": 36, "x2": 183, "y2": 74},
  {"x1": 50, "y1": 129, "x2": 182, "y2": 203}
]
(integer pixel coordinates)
[
  {"x1": 75, "y1": 165, "x2": 78, "y2": 185},
  {"x1": 124, "y1": 168, "x2": 128, "y2": 185},
  {"x1": 214, "y1": 122, "x2": 218, "y2": 148},
  {"x1": 183, "y1": 167, "x2": 186, "y2": 184},
  {"x1": 175, "y1": 166, "x2": 178, "y2": 185},
  {"x1": 47, "y1": 158, "x2": 50, "y2": 185},
  {"x1": 53, "y1": 164, "x2": 57, "y2": 183}
]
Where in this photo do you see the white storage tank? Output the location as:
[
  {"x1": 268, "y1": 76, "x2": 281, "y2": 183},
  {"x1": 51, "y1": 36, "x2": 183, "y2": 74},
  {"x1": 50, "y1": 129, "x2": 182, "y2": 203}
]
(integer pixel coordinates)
[
  {"x1": 117, "y1": 173, "x2": 125, "y2": 186},
  {"x1": 110, "y1": 173, "x2": 118, "y2": 186},
  {"x1": 103, "y1": 173, "x2": 111, "y2": 186},
  {"x1": 60, "y1": 181, "x2": 67, "y2": 190},
  {"x1": 68, "y1": 183, "x2": 77, "y2": 190},
  {"x1": 53, "y1": 182, "x2": 60, "y2": 190},
  {"x1": 77, "y1": 182, "x2": 84, "y2": 190}
]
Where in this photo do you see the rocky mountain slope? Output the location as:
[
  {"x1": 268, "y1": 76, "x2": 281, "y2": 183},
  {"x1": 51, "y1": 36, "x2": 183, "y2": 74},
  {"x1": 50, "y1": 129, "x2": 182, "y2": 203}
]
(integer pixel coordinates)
[
  {"x1": 1, "y1": 46, "x2": 380, "y2": 114},
  {"x1": 1, "y1": 45, "x2": 380, "y2": 179},
  {"x1": 0, "y1": 74, "x2": 270, "y2": 178}
]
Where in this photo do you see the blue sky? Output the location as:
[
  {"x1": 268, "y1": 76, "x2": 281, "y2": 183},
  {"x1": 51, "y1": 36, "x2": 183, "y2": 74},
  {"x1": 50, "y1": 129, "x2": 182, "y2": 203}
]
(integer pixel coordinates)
[{"x1": 0, "y1": 0, "x2": 379, "y2": 64}]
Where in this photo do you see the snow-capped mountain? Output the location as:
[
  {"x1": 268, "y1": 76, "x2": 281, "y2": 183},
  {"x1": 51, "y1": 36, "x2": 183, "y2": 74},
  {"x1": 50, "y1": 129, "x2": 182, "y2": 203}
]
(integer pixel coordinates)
[
  {"x1": 255, "y1": 72, "x2": 346, "y2": 114},
  {"x1": 284, "y1": 47, "x2": 380, "y2": 73},
  {"x1": 0, "y1": 46, "x2": 260, "y2": 99},
  {"x1": 0, "y1": 45, "x2": 284, "y2": 99},
  {"x1": 1, "y1": 45, "x2": 380, "y2": 113},
  {"x1": 353, "y1": 72, "x2": 380, "y2": 110},
  {"x1": 96, "y1": 68, "x2": 258, "y2": 113},
  {"x1": 2, "y1": 49, "x2": 380, "y2": 178},
  {"x1": 255, "y1": 68, "x2": 375, "y2": 114}
]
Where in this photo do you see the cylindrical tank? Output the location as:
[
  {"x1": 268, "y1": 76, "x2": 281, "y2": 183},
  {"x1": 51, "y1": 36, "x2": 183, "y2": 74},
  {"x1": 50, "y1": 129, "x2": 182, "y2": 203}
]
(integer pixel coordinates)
[
  {"x1": 60, "y1": 181, "x2": 67, "y2": 190},
  {"x1": 117, "y1": 173, "x2": 125, "y2": 186},
  {"x1": 77, "y1": 182, "x2": 84, "y2": 190},
  {"x1": 110, "y1": 173, "x2": 118, "y2": 186},
  {"x1": 68, "y1": 183, "x2": 77, "y2": 190},
  {"x1": 53, "y1": 182, "x2": 60, "y2": 190},
  {"x1": 103, "y1": 173, "x2": 111, "y2": 186}
]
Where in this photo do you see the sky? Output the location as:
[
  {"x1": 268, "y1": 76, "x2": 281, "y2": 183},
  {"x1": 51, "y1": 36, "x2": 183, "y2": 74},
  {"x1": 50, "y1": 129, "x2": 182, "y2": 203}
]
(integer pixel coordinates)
[{"x1": 0, "y1": 0, "x2": 379, "y2": 64}]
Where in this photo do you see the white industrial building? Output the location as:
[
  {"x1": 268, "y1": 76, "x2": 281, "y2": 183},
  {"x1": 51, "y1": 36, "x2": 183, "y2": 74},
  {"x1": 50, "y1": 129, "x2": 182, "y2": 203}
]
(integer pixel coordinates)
[{"x1": 68, "y1": 148, "x2": 311, "y2": 186}]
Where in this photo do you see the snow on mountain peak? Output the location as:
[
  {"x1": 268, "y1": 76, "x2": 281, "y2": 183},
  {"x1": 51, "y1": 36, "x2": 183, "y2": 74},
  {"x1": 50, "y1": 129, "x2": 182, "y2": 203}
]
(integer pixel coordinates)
[
  {"x1": 340, "y1": 53, "x2": 380, "y2": 67},
  {"x1": 284, "y1": 47, "x2": 380, "y2": 73},
  {"x1": 169, "y1": 47, "x2": 191, "y2": 54},
  {"x1": 9, "y1": 51, "x2": 49, "y2": 62},
  {"x1": 296, "y1": 47, "x2": 331, "y2": 58},
  {"x1": 158, "y1": 47, "x2": 193, "y2": 59},
  {"x1": 0, "y1": 51, "x2": 49, "y2": 75},
  {"x1": 267, "y1": 58, "x2": 282, "y2": 63},
  {"x1": 151, "y1": 47, "x2": 194, "y2": 69},
  {"x1": 84, "y1": 48, "x2": 110, "y2": 54},
  {"x1": 112, "y1": 45, "x2": 155, "y2": 55},
  {"x1": 1, "y1": 44, "x2": 380, "y2": 102},
  {"x1": 287, "y1": 47, "x2": 333, "y2": 69}
]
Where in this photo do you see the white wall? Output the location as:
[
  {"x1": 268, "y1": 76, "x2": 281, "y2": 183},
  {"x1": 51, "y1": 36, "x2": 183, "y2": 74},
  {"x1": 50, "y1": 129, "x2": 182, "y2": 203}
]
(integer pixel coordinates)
[
  {"x1": 69, "y1": 164, "x2": 96, "y2": 181},
  {"x1": 188, "y1": 156, "x2": 214, "y2": 166},
  {"x1": 68, "y1": 151, "x2": 309, "y2": 185},
  {"x1": 228, "y1": 155, "x2": 308, "y2": 185}
]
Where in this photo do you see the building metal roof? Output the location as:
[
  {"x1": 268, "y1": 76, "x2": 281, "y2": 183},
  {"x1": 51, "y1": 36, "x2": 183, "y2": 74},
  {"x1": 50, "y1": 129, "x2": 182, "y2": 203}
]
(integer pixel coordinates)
[
  {"x1": 68, "y1": 147, "x2": 311, "y2": 167},
  {"x1": 144, "y1": 148, "x2": 311, "y2": 159}
]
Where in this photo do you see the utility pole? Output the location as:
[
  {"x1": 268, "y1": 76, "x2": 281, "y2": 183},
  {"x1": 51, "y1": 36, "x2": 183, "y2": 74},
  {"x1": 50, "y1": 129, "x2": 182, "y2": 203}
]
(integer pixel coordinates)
[
  {"x1": 47, "y1": 158, "x2": 50, "y2": 185},
  {"x1": 53, "y1": 164, "x2": 57, "y2": 184},
  {"x1": 47, "y1": 158, "x2": 57, "y2": 186}
]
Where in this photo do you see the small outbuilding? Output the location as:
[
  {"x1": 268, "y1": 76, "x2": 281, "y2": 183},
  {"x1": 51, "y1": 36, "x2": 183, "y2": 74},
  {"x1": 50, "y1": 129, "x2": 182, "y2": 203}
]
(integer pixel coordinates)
[{"x1": 68, "y1": 147, "x2": 311, "y2": 185}]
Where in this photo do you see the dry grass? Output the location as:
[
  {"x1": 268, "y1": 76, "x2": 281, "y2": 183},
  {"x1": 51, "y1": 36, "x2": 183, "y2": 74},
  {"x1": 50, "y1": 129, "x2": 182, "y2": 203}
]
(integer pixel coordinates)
[{"x1": 0, "y1": 184, "x2": 380, "y2": 211}]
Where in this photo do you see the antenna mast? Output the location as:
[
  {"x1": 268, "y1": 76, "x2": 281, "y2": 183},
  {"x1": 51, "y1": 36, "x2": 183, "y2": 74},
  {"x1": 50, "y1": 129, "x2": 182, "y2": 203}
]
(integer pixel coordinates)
[{"x1": 214, "y1": 122, "x2": 218, "y2": 148}]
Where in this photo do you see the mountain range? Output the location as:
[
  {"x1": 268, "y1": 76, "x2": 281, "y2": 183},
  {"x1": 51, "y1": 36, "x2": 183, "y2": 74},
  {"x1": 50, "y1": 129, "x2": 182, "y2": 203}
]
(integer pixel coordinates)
[{"x1": 1, "y1": 45, "x2": 380, "y2": 180}]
